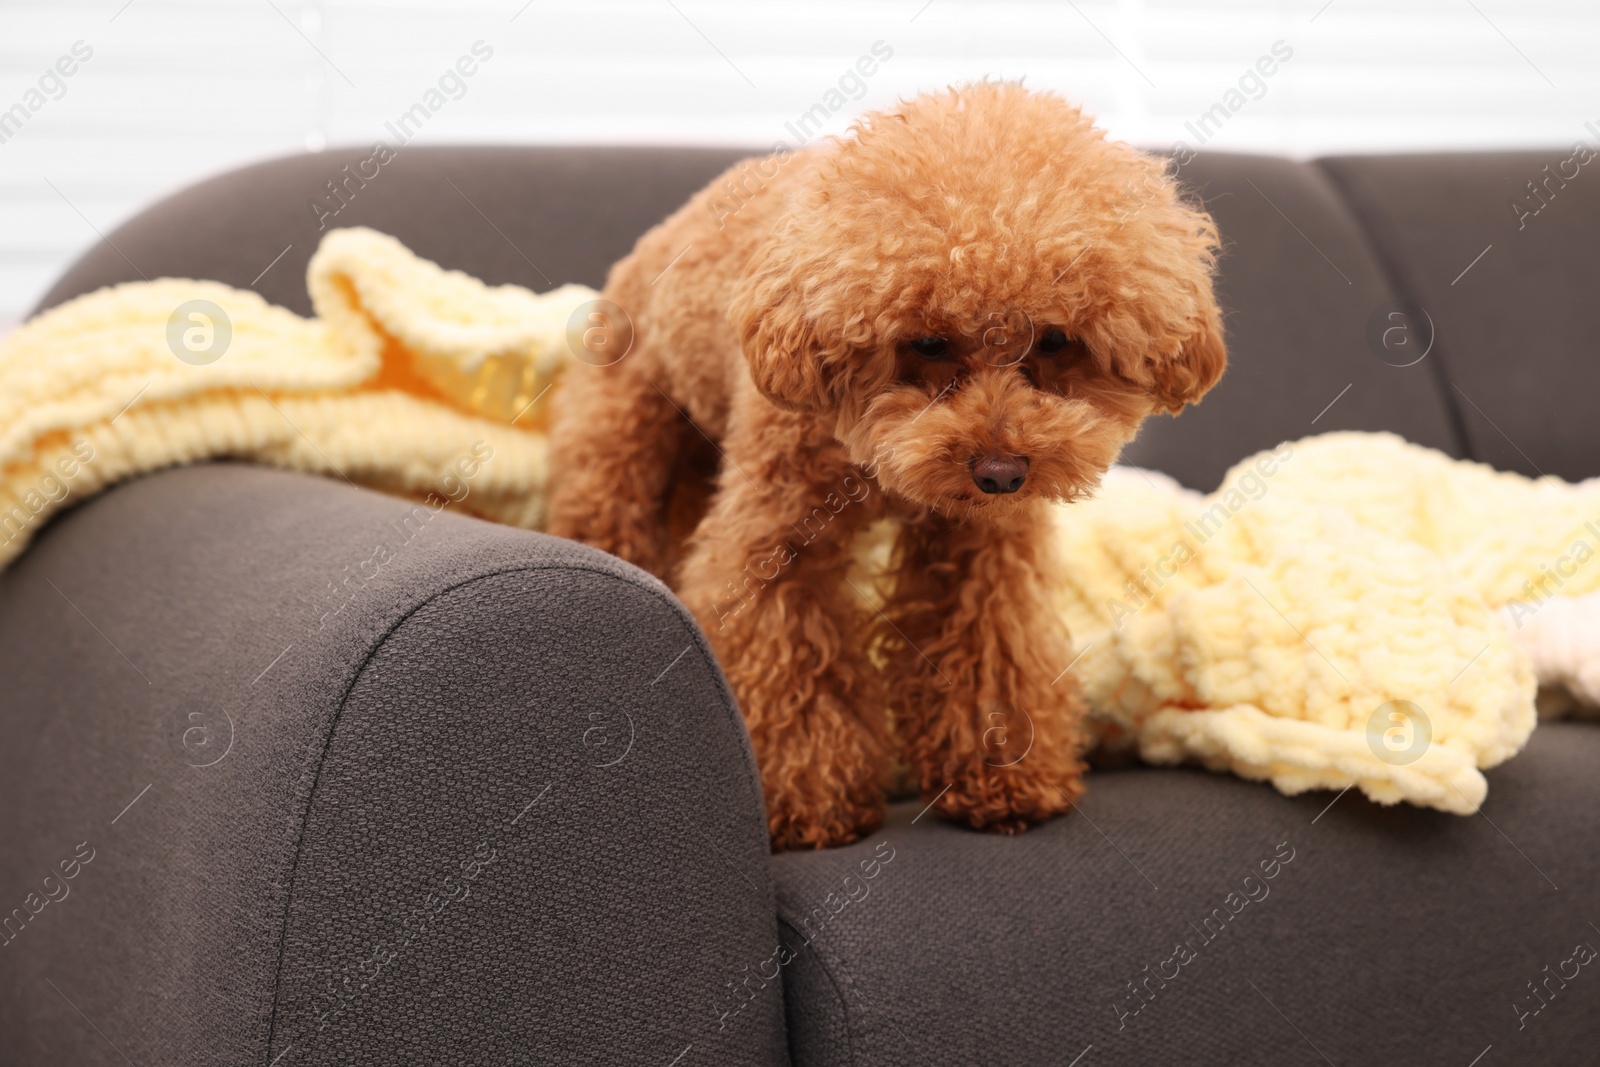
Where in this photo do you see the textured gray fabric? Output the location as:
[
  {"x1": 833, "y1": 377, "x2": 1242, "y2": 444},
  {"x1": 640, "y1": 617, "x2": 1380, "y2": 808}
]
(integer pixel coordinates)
[
  {"x1": 1120, "y1": 152, "x2": 1463, "y2": 487},
  {"x1": 1319, "y1": 151, "x2": 1600, "y2": 481},
  {"x1": 773, "y1": 729, "x2": 1600, "y2": 1066},
  {"x1": 0, "y1": 464, "x2": 785, "y2": 1065},
  {"x1": 33, "y1": 145, "x2": 752, "y2": 317}
]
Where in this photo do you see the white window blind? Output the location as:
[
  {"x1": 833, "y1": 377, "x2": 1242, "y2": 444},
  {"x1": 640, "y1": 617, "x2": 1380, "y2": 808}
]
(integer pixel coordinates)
[{"x1": 1, "y1": 0, "x2": 1595, "y2": 326}]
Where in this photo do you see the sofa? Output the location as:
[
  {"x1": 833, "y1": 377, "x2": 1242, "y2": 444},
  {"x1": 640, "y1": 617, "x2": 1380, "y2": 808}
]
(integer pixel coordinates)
[{"x1": 1, "y1": 143, "x2": 1596, "y2": 1065}]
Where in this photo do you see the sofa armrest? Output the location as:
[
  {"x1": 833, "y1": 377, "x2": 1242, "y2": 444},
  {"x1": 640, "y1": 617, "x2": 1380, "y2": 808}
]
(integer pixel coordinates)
[{"x1": 0, "y1": 463, "x2": 786, "y2": 1066}]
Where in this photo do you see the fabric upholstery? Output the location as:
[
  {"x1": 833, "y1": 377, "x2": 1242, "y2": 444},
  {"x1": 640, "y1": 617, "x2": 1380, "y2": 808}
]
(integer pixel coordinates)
[
  {"x1": 774, "y1": 728, "x2": 1600, "y2": 1065},
  {"x1": 0, "y1": 464, "x2": 785, "y2": 1065},
  {"x1": 1319, "y1": 151, "x2": 1600, "y2": 481},
  {"x1": 34, "y1": 145, "x2": 751, "y2": 317},
  {"x1": 1121, "y1": 152, "x2": 1462, "y2": 488}
]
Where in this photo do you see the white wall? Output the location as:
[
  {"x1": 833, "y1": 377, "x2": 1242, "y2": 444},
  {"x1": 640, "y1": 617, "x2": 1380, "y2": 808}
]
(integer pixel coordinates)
[{"x1": 2, "y1": 0, "x2": 1596, "y2": 325}]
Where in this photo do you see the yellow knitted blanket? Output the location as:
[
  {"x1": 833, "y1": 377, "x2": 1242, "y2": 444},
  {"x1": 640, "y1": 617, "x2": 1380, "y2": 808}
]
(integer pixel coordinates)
[
  {"x1": 1, "y1": 227, "x2": 591, "y2": 566},
  {"x1": 1055, "y1": 434, "x2": 1600, "y2": 815},
  {"x1": 4, "y1": 227, "x2": 1591, "y2": 816}
]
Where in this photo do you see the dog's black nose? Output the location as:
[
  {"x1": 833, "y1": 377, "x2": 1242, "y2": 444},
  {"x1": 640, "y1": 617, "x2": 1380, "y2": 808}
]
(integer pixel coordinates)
[{"x1": 972, "y1": 454, "x2": 1029, "y2": 494}]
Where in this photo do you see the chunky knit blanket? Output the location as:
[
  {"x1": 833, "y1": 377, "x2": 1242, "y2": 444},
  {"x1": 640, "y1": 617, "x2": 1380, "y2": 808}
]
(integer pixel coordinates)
[
  {"x1": 1057, "y1": 435, "x2": 1600, "y2": 814},
  {"x1": 4, "y1": 227, "x2": 1593, "y2": 815},
  {"x1": 0, "y1": 226, "x2": 590, "y2": 571}
]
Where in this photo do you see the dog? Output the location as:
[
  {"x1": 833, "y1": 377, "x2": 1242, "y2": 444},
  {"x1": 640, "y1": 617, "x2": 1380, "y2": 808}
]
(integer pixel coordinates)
[{"x1": 547, "y1": 83, "x2": 1225, "y2": 850}]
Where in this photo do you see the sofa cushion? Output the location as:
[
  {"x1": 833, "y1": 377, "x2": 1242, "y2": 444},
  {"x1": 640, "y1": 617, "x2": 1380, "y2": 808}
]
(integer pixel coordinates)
[
  {"x1": 772, "y1": 723, "x2": 1600, "y2": 1066},
  {"x1": 1321, "y1": 150, "x2": 1600, "y2": 480},
  {"x1": 33, "y1": 145, "x2": 750, "y2": 318},
  {"x1": 1121, "y1": 153, "x2": 1463, "y2": 488}
]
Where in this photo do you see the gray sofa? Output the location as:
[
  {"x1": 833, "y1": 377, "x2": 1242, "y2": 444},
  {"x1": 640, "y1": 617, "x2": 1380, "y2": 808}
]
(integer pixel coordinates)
[{"x1": 2, "y1": 145, "x2": 1597, "y2": 1065}]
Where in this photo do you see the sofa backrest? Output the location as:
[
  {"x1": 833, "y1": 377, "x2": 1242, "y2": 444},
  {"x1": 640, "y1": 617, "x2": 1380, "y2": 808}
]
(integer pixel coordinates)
[
  {"x1": 1116, "y1": 151, "x2": 1463, "y2": 486},
  {"x1": 33, "y1": 144, "x2": 1600, "y2": 487},
  {"x1": 1319, "y1": 150, "x2": 1600, "y2": 481}
]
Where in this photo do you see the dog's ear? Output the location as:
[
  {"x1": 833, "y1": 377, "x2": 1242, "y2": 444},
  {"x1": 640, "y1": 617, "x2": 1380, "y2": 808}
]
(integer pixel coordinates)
[
  {"x1": 733, "y1": 295, "x2": 835, "y2": 413},
  {"x1": 727, "y1": 243, "x2": 843, "y2": 414},
  {"x1": 1151, "y1": 303, "x2": 1226, "y2": 413},
  {"x1": 1132, "y1": 178, "x2": 1227, "y2": 413}
]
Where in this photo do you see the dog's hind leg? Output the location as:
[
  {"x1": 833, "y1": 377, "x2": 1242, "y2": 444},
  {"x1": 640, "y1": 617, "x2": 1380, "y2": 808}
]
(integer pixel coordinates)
[
  {"x1": 546, "y1": 357, "x2": 686, "y2": 579},
  {"x1": 879, "y1": 504, "x2": 1087, "y2": 834},
  {"x1": 675, "y1": 405, "x2": 891, "y2": 850}
]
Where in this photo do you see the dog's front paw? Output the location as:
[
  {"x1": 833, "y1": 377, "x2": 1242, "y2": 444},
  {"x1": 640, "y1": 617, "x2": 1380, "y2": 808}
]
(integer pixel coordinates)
[{"x1": 927, "y1": 750, "x2": 1084, "y2": 835}]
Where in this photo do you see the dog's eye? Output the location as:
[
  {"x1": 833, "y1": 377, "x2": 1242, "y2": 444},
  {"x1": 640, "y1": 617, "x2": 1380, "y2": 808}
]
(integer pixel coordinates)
[
  {"x1": 1035, "y1": 328, "x2": 1076, "y2": 355},
  {"x1": 908, "y1": 337, "x2": 950, "y2": 360}
]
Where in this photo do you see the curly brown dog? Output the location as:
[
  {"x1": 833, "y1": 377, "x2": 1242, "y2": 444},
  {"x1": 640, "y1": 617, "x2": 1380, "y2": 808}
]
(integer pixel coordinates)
[{"x1": 548, "y1": 83, "x2": 1224, "y2": 850}]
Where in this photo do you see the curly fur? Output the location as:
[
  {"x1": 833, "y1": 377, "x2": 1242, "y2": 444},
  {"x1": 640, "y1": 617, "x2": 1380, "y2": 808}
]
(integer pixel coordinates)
[{"x1": 548, "y1": 83, "x2": 1225, "y2": 850}]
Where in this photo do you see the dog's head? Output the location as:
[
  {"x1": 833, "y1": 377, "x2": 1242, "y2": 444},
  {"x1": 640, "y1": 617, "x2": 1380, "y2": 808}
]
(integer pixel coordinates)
[{"x1": 729, "y1": 82, "x2": 1225, "y2": 517}]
